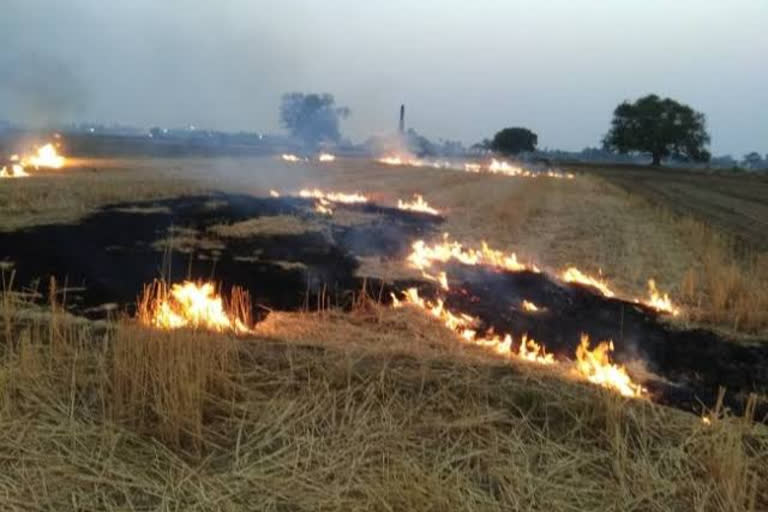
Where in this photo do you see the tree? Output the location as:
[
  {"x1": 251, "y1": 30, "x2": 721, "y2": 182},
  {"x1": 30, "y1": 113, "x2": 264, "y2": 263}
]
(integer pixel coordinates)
[
  {"x1": 279, "y1": 93, "x2": 350, "y2": 147},
  {"x1": 489, "y1": 127, "x2": 538, "y2": 156},
  {"x1": 742, "y1": 152, "x2": 764, "y2": 170},
  {"x1": 470, "y1": 138, "x2": 492, "y2": 153},
  {"x1": 603, "y1": 94, "x2": 710, "y2": 166}
]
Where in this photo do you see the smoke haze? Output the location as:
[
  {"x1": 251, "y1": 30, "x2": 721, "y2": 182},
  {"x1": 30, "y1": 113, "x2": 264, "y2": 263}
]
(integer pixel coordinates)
[{"x1": 1, "y1": 0, "x2": 766, "y2": 155}]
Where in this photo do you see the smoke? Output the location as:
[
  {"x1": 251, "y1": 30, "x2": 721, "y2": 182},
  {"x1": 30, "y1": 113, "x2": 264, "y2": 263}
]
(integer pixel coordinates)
[
  {"x1": 365, "y1": 128, "x2": 466, "y2": 159},
  {"x1": 0, "y1": 50, "x2": 87, "y2": 127},
  {"x1": 279, "y1": 93, "x2": 350, "y2": 150}
]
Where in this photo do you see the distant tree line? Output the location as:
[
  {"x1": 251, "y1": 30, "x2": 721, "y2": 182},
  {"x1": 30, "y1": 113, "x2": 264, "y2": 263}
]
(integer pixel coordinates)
[
  {"x1": 473, "y1": 94, "x2": 724, "y2": 168},
  {"x1": 277, "y1": 90, "x2": 766, "y2": 170}
]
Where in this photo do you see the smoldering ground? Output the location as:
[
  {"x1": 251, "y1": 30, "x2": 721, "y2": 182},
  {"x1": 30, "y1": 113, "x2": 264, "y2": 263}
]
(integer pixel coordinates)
[{"x1": 0, "y1": 192, "x2": 765, "y2": 421}]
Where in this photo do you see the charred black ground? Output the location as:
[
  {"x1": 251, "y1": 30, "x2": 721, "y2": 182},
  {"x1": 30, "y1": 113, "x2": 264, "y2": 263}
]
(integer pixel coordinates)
[
  {"x1": 424, "y1": 265, "x2": 768, "y2": 419},
  {"x1": 0, "y1": 193, "x2": 436, "y2": 315},
  {"x1": 1, "y1": 193, "x2": 765, "y2": 421}
]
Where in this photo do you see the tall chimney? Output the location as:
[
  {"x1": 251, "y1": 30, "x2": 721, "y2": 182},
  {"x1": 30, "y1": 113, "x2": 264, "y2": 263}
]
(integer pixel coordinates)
[{"x1": 399, "y1": 104, "x2": 405, "y2": 133}]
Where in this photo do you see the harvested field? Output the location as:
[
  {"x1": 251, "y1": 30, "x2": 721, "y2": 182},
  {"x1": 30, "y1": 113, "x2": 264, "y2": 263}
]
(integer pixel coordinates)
[
  {"x1": 1, "y1": 155, "x2": 767, "y2": 510},
  {"x1": 1, "y1": 300, "x2": 766, "y2": 511},
  {"x1": 583, "y1": 165, "x2": 768, "y2": 250}
]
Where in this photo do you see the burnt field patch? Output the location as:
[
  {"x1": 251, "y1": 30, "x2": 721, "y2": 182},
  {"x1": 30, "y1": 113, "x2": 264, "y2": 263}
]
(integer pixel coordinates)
[
  {"x1": 0, "y1": 192, "x2": 766, "y2": 421},
  {"x1": 410, "y1": 264, "x2": 768, "y2": 419},
  {"x1": 0, "y1": 193, "x2": 440, "y2": 315}
]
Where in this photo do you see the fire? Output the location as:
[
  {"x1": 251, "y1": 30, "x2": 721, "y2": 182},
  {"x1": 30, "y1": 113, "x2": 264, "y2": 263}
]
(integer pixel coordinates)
[
  {"x1": 376, "y1": 155, "x2": 574, "y2": 179},
  {"x1": 378, "y1": 155, "x2": 428, "y2": 167},
  {"x1": 429, "y1": 160, "x2": 453, "y2": 169},
  {"x1": 392, "y1": 287, "x2": 554, "y2": 365},
  {"x1": 298, "y1": 188, "x2": 368, "y2": 204},
  {"x1": 2, "y1": 143, "x2": 67, "y2": 177},
  {"x1": 575, "y1": 335, "x2": 646, "y2": 398},
  {"x1": 407, "y1": 236, "x2": 539, "y2": 274},
  {"x1": 378, "y1": 156, "x2": 404, "y2": 166},
  {"x1": 391, "y1": 288, "x2": 647, "y2": 396},
  {"x1": 138, "y1": 280, "x2": 253, "y2": 334},
  {"x1": 642, "y1": 279, "x2": 679, "y2": 315},
  {"x1": 486, "y1": 159, "x2": 574, "y2": 179},
  {"x1": 281, "y1": 154, "x2": 302, "y2": 162},
  {"x1": 314, "y1": 198, "x2": 333, "y2": 215},
  {"x1": 521, "y1": 300, "x2": 540, "y2": 312},
  {"x1": 392, "y1": 287, "x2": 476, "y2": 335},
  {"x1": 28, "y1": 143, "x2": 65, "y2": 169},
  {"x1": 397, "y1": 194, "x2": 440, "y2": 215},
  {"x1": 560, "y1": 267, "x2": 615, "y2": 297},
  {"x1": 547, "y1": 170, "x2": 576, "y2": 179},
  {"x1": 269, "y1": 189, "x2": 281, "y2": 197},
  {"x1": 422, "y1": 270, "x2": 449, "y2": 290},
  {"x1": 517, "y1": 334, "x2": 555, "y2": 364},
  {"x1": 0, "y1": 164, "x2": 29, "y2": 178},
  {"x1": 409, "y1": 235, "x2": 678, "y2": 321},
  {"x1": 488, "y1": 159, "x2": 531, "y2": 177},
  {"x1": 318, "y1": 153, "x2": 336, "y2": 162}
]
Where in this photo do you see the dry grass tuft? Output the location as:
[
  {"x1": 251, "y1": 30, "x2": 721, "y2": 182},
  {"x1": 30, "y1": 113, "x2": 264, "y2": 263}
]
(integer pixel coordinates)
[
  {"x1": 112, "y1": 324, "x2": 236, "y2": 450},
  {"x1": 151, "y1": 226, "x2": 225, "y2": 254},
  {"x1": 675, "y1": 216, "x2": 768, "y2": 333},
  {"x1": 209, "y1": 214, "x2": 323, "y2": 237}
]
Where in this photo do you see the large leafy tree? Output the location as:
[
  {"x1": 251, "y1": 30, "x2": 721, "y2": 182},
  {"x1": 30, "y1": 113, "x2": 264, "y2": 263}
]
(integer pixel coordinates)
[
  {"x1": 489, "y1": 127, "x2": 538, "y2": 156},
  {"x1": 603, "y1": 94, "x2": 710, "y2": 166},
  {"x1": 279, "y1": 93, "x2": 350, "y2": 147}
]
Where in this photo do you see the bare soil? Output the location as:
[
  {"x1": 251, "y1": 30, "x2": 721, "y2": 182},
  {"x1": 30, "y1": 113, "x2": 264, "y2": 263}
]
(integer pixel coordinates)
[{"x1": 581, "y1": 165, "x2": 768, "y2": 250}]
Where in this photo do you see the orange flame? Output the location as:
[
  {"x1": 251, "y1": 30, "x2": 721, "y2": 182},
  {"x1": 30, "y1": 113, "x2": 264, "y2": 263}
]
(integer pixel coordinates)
[
  {"x1": 377, "y1": 155, "x2": 574, "y2": 179},
  {"x1": 487, "y1": 159, "x2": 574, "y2": 179},
  {"x1": 392, "y1": 288, "x2": 647, "y2": 396},
  {"x1": 391, "y1": 287, "x2": 554, "y2": 365},
  {"x1": 488, "y1": 159, "x2": 531, "y2": 177},
  {"x1": 421, "y1": 270, "x2": 449, "y2": 290},
  {"x1": 409, "y1": 235, "x2": 678, "y2": 321},
  {"x1": 560, "y1": 267, "x2": 615, "y2": 297},
  {"x1": 0, "y1": 164, "x2": 29, "y2": 178},
  {"x1": 378, "y1": 155, "x2": 425, "y2": 167},
  {"x1": 269, "y1": 189, "x2": 281, "y2": 197},
  {"x1": 407, "y1": 236, "x2": 539, "y2": 274},
  {"x1": 281, "y1": 154, "x2": 302, "y2": 162},
  {"x1": 28, "y1": 143, "x2": 65, "y2": 169},
  {"x1": 397, "y1": 194, "x2": 440, "y2": 215},
  {"x1": 298, "y1": 188, "x2": 368, "y2": 204},
  {"x1": 575, "y1": 335, "x2": 646, "y2": 397},
  {"x1": 517, "y1": 334, "x2": 555, "y2": 363},
  {"x1": 138, "y1": 280, "x2": 253, "y2": 334},
  {"x1": 521, "y1": 300, "x2": 540, "y2": 312},
  {"x1": 642, "y1": 279, "x2": 679, "y2": 315},
  {"x1": 318, "y1": 153, "x2": 336, "y2": 162},
  {"x1": 378, "y1": 156, "x2": 405, "y2": 166},
  {"x1": 314, "y1": 198, "x2": 333, "y2": 215}
]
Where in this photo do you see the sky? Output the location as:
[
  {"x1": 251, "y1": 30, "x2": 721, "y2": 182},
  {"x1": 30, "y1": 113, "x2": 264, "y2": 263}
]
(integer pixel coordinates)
[{"x1": 1, "y1": 0, "x2": 766, "y2": 156}]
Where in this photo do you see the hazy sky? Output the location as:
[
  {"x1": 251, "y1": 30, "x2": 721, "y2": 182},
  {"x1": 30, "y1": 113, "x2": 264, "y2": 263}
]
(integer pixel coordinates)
[{"x1": 2, "y1": 0, "x2": 766, "y2": 155}]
